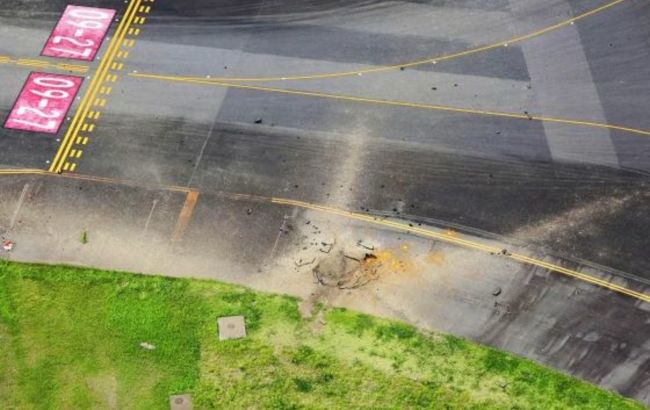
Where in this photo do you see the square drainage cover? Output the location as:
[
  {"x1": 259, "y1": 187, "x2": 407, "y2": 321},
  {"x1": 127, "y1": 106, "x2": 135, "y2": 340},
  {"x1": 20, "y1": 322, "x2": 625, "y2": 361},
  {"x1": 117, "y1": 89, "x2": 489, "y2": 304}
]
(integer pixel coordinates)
[
  {"x1": 217, "y1": 315, "x2": 247, "y2": 341},
  {"x1": 169, "y1": 394, "x2": 193, "y2": 410}
]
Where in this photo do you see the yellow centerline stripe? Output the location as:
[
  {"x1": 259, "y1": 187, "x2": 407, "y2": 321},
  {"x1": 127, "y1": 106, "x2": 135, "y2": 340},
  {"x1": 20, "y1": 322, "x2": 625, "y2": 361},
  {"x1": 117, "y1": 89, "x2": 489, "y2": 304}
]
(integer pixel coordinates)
[
  {"x1": 169, "y1": 0, "x2": 628, "y2": 83},
  {"x1": 0, "y1": 168, "x2": 647, "y2": 303},
  {"x1": 0, "y1": 56, "x2": 88, "y2": 72},
  {"x1": 130, "y1": 73, "x2": 650, "y2": 138},
  {"x1": 49, "y1": 0, "x2": 142, "y2": 173}
]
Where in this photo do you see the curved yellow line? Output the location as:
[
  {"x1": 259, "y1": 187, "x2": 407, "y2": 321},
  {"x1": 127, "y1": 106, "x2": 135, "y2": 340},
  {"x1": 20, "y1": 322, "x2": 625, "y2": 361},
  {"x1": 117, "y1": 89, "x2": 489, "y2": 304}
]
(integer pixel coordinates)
[
  {"x1": 130, "y1": 72, "x2": 650, "y2": 138},
  {"x1": 177, "y1": 0, "x2": 627, "y2": 83}
]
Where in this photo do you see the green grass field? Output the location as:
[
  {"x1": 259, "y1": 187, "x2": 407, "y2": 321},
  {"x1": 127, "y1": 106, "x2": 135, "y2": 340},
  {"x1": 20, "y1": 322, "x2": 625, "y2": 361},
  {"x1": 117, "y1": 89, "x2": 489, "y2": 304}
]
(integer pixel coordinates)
[{"x1": 0, "y1": 260, "x2": 643, "y2": 409}]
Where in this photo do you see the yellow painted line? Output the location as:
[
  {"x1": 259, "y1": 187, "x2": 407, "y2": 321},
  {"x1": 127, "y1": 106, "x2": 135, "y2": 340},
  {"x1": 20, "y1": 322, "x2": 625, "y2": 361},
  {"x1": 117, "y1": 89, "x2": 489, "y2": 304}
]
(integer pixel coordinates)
[
  {"x1": 269, "y1": 197, "x2": 650, "y2": 303},
  {"x1": 123, "y1": 39, "x2": 135, "y2": 48},
  {"x1": 0, "y1": 56, "x2": 88, "y2": 72},
  {"x1": 0, "y1": 168, "x2": 48, "y2": 175},
  {"x1": 81, "y1": 123, "x2": 89, "y2": 132},
  {"x1": 76, "y1": 136, "x2": 89, "y2": 145},
  {"x1": 69, "y1": 163, "x2": 77, "y2": 171},
  {"x1": 88, "y1": 124, "x2": 96, "y2": 132},
  {"x1": 63, "y1": 163, "x2": 71, "y2": 171},
  {"x1": 75, "y1": 150, "x2": 83, "y2": 158},
  {"x1": 94, "y1": 98, "x2": 107, "y2": 107},
  {"x1": 58, "y1": 63, "x2": 89, "y2": 73},
  {"x1": 178, "y1": 0, "x2": 628, "y2": 83},
  {"x1": 16, "y1": 59, "x2": 50, "y2": 68},
  {"x1": 49, "y1": 0, "x2": 143, "y2": 173},
  {"x1": 111, "y1": 62, "x2": 124, "y2": 70},
  {"x1": 131, "y1": 73, "x2": 650, "y2": 138}
]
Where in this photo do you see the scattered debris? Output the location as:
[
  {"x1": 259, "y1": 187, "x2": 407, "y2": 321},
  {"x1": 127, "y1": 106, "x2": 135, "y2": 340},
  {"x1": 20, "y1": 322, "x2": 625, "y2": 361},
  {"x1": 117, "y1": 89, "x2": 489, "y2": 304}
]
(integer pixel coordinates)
[
  {"x1": 295, "y1": 257, "x2": 316, "y2": 267},
  {"x1": 319, "y1": 242, "x2": 333, "y2": 254},
  {"x1": 139, "y1": 342, "x2": 156, "y2": 350},
  {"x1": 343, "y1": 253, "x2": 360, "y2": 262},
  {"x1": 492, "y1": 287, "x2": 502, "y2": 297},
  {"x1": 254, "y1": 118, "x2": 263, "y2": 124},
  {"x1": 2, "y1": 240, "x2": 14, "y2": 251},
  {"x1": 493, "y1": 301, "x2": 512, "y2": 315},
  {"x1": 80, "y1": 231, "x2": 88, "y2": 245},
  {"x1": 500, "y1": 249, "x2": 511, "y2": 256},
  {"x1": 217, "y1": 316, "x2": 247, "y2": 341},
  {"x1": 246, "y1": 208, "x2": 253, "y2": 215}
]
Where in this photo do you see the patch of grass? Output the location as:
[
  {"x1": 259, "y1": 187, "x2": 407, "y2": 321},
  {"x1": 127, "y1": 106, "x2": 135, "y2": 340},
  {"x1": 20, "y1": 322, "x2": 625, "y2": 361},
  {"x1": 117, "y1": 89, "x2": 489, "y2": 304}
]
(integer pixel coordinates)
[{"x1": 0, "y1": 260, "x2": 644, "y2": 409}]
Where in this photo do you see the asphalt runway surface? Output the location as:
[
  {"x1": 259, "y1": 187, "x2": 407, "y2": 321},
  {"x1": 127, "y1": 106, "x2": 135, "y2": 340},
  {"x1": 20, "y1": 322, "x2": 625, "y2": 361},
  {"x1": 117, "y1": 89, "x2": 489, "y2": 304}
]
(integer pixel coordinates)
[{"x1": 1, "y1": 0, "x2": 650, "y2": 403}]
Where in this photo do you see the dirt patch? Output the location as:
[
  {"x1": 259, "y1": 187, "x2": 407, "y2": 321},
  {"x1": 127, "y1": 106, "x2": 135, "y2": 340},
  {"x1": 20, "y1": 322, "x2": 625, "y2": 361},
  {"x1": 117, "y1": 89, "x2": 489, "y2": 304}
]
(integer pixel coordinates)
[
  {"x1": 313, "y1": 250, "x2": 381, "y2": 289},
  {"x1": 86, "y1": 374, "x2": 118, "y2": 409}
]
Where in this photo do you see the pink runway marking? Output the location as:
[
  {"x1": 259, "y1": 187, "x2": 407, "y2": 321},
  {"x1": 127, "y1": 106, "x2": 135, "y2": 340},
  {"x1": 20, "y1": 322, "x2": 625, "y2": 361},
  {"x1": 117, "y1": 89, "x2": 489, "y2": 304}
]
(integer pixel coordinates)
[
  {"x1": 4, "y1": 72, "x2": 83, "y2": 134},
  {"x1": 42, "y1": 5, "x2": 116, "y2": 61}
]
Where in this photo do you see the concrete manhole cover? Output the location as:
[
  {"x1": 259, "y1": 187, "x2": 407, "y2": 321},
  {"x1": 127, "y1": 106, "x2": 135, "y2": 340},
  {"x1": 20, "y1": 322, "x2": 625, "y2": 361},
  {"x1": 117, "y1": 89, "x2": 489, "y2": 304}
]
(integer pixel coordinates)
[
  {"x1": 169, "y1": 394, "x2": 192, "y2": 410},
  {"x1": 217, "y1": 315, "x2": 247, "y2": 341}
]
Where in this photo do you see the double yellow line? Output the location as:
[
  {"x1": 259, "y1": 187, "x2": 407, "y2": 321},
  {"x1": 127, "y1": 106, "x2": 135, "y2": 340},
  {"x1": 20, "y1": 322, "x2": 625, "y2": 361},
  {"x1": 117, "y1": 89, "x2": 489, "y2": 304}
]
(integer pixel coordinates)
[{"x1": 48, "y1": 0, "x2": 142, "y2": 173}]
